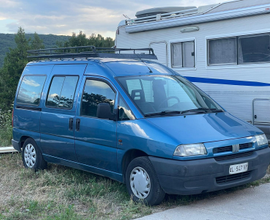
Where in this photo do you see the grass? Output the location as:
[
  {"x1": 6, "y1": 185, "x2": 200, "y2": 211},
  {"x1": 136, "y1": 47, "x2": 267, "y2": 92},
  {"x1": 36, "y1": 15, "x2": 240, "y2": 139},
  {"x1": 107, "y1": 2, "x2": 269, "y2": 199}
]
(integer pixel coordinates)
[
  {"x1": 0, "y1": 109, "x2": 12, "y2": 147},
  {"x1": 0, "y1": 153, "x2": 270, "y2": 220},
  {"x1": 0, "y1": 153, "x2": 153, "y2": 220}
]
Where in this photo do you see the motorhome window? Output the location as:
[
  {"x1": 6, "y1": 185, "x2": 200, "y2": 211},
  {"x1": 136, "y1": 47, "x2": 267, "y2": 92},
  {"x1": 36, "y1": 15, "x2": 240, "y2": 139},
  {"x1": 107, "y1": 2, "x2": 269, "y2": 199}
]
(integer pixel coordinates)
[
  {"x1": 81, "y1": 80, "x2": 115, "y2": 117},
  {"x1": 171, "y1": 43, "x2": 182, "y2": 67},
  {"x1": 208, "y1": 38, "x2": 237, "y2": 65},
  {"x1": 46, "y1": 76, "x2": 79, "y2": 109},
  {"x1": 183, "y1": 41, "x2": 195, "y2": 67},
  {"x1": 17, "y1": 75, "x2": 46, "y2": 106},
  {"x1": 238, "y1": 34, "x2": 270, "y2": 64},
  {"x1": 118, "y1": 97, "x2": 135, "y2": 121},
  {"x1": 208, "y1": 33, "x2": 270, "y2": 65},
  {"x1": 171, "y1": 41, "x2": 195, "y2": 68}
]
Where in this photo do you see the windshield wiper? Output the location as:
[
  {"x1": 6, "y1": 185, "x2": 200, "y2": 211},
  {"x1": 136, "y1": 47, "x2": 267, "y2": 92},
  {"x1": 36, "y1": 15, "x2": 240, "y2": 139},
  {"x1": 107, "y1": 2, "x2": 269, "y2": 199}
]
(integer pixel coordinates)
[
  {"x1": 144, "y1": 110, "x2": 181, "y2": 117},
  {"x1": 210, "y1": 109, "x2": 223, "y2": 113},
  {"x1": 145, "y1": 108, "x2": 223, "y2": 117},
  {"x1": 180, "y1": 108, "x2": 223, "y2": 114},
  {"x1": 180, "y1": 108, "x2": 210, "y2": 114}
]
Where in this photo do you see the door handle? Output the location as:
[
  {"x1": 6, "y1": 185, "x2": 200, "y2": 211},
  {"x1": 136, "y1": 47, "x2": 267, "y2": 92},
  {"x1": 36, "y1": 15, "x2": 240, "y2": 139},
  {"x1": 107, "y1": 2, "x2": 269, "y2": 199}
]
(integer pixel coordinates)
[
  {"x1": 69, "y1": 118, "x2": 73, "y2": 130},
  {"x1": 76, "y1": 119, "x2": 80, "y2": 131}
]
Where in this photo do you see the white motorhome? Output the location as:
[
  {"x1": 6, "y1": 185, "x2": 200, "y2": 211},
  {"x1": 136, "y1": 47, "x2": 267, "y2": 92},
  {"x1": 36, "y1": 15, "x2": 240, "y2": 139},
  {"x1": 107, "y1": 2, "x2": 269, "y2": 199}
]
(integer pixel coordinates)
[{"x1": 115, "y1": 0, "x2": 270, "y2": 139}]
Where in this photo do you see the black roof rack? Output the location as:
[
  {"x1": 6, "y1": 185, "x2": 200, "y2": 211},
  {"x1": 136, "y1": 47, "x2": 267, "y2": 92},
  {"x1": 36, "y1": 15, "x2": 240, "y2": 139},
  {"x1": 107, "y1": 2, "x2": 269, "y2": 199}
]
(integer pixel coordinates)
[{"x1": 27, "y1": 46, "x2": 157, "y2": 60}]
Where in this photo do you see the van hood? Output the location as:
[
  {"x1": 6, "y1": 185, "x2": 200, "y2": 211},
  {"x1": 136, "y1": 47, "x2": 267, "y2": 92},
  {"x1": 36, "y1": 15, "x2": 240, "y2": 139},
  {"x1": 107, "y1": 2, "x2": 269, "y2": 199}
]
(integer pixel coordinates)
[{"x1": 145, "y1": 112, "x2": 262, "y2": 144}]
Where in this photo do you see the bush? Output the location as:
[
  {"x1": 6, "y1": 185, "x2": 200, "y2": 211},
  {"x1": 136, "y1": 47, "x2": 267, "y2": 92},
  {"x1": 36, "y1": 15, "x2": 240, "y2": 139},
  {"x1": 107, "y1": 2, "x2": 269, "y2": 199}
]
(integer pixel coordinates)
[{"x1": 0, "y1": 108, "x2": 12, "y2": 146}]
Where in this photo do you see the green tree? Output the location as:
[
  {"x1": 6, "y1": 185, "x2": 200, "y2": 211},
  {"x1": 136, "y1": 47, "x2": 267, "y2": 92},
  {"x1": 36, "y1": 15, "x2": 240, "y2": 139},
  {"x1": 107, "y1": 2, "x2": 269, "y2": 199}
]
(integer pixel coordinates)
[
  {"x1": 0, "y1": 28, "x2": 45, "y2": 111},
  {"x1": 88, "y1": 33, "x2": 114, "y2": 48},
  {"x1": 0, "y1": 27, "x2": 30, "y2": 110},
  {"x1": 0, "y1": 33, "x2": 70, "y2": 68},
  {"x1": 0, "y1": 29, "x2": 113, "y2": 111},
  {"x1": 69, "y1": 31, "x2": 88, "y2": 47},
  {"x1": 58, "y1": 31, "x2": 114, "y2": 48},
  {"x1": 31, "y1": 32, "x2": 45, "y2": 50}
]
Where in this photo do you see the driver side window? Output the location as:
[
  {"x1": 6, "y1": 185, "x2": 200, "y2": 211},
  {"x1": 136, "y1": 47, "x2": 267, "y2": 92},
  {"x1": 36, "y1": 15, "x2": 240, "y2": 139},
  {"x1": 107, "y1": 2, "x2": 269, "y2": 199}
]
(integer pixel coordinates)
[{"x1": 81, "y1": 79, "x2": 115, "y2": 117}]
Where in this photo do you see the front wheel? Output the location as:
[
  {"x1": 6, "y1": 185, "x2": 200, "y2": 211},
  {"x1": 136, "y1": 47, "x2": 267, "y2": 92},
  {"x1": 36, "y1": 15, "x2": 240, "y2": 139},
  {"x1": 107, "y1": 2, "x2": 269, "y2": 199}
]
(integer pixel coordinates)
[
  {"x1": 125, "y1": 157, "x2": 165, "y2": 206},
  {"x1": 22, "y1": 138, "x2": 47, "y2": 170}
]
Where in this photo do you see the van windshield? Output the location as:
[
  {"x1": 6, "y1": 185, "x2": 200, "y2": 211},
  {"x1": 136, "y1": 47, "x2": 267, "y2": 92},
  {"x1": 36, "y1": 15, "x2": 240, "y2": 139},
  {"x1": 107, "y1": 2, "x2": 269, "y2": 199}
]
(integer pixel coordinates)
[{"x1": 117, "y1": 75, "x2": 223, "y2": 117}]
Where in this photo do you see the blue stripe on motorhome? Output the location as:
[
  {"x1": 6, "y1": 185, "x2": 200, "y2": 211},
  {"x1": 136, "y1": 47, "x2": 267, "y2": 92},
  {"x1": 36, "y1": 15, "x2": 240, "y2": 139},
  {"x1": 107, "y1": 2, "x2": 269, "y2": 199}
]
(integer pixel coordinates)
[{"x1": 184, "y1": 76, "x2": 270, "y2": 87}]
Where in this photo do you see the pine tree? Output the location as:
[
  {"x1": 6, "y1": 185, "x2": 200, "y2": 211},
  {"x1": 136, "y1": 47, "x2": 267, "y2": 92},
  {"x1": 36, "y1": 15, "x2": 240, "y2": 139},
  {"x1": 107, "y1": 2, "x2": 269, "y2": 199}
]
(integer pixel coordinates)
[
  {"x1": 0, "y1": 28, "x2": 44, "y2": 110},
  {"x1": 31, "y1": 32, "x2": 45, "y2": 50}
]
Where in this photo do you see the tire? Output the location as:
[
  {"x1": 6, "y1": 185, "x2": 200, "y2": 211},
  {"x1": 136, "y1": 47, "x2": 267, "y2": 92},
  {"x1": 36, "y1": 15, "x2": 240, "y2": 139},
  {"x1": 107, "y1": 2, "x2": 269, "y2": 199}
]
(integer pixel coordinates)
[
  {"x1": 125, "y1": 156, "x2": 165, "y2": 206},
  {"x1": 22, "y1": 138, "x2": 47, "y2": 170}
]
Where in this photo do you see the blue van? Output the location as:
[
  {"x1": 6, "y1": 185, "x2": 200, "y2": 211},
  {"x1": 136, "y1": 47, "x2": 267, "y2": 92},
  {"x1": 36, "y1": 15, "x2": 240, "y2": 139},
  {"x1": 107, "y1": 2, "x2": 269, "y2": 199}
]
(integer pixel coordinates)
[{"x1": 12, "y1": 47, "x2": 270, "y2": 205}]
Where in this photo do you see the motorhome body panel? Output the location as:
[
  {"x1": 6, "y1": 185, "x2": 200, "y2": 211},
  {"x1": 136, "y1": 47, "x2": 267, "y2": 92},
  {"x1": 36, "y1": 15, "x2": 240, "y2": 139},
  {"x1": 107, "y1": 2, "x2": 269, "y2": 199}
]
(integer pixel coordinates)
[{"x1": 115, "y1": 5, "x2": 270, "y2": 138}]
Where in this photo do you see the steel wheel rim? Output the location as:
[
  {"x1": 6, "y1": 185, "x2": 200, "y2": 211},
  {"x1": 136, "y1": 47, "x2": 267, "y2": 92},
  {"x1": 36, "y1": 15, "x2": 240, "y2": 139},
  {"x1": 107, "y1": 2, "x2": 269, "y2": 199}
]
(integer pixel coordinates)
[
  {"x1": 24, "y1": 144, "x2": 36, "y2": 168},
  {"x1": 130, "y1": 166, "x2": 151, "y2": 199}
]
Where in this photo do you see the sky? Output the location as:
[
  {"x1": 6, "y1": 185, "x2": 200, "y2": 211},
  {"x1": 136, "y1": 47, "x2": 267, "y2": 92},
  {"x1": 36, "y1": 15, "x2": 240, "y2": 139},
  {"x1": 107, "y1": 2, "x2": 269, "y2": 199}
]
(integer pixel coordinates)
[{"x1": 0, "y1": 0, "x2": 223, "y2": 39}]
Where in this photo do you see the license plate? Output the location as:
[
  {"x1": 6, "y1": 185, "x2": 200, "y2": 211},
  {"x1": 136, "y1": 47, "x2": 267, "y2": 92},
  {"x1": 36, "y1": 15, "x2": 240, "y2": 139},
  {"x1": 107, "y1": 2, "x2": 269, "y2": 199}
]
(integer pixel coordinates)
[{"x1": 229, "y1": 162, "x2": 248, "y2": 174}]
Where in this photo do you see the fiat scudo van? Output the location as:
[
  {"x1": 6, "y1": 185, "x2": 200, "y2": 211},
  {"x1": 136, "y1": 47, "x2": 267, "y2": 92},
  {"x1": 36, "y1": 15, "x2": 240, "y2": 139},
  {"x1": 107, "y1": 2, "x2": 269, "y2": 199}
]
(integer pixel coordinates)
[{"x1": 12, "y1": 47, "x2": 270, "y2": 205}]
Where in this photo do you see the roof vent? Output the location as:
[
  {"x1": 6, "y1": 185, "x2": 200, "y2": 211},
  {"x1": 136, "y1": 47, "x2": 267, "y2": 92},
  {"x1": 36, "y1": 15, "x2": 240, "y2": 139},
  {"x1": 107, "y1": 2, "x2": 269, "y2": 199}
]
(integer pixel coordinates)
[{"x1": 135, "y1": 6, "x2": 197, "y2": 18}]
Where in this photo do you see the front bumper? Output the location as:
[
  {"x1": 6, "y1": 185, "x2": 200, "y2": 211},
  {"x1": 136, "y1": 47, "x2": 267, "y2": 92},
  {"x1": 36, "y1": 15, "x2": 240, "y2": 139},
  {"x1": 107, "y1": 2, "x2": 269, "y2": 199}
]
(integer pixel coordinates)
[{"x1": 149, "y1": 147, "x2": 270, "y2": 195}]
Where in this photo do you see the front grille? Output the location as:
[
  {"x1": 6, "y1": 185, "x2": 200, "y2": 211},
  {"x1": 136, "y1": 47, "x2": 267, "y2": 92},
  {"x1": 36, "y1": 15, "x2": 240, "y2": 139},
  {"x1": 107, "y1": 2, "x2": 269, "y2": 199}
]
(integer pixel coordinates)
[
  {"x1": 213, "y1": 142, "x2": 253, "y2": 154},
  {"x1": 214, "y1": 151, "x2": 254, "y2": 161},
  {"x1": 240, "y1": 142, "x2": 253, "y2": 150},
  {"x1": 213, "y1": 146, "x2": 232, "y2": 154},
  {"x1": 216, "y1": 171, "x2": 251, "y2": 184}
]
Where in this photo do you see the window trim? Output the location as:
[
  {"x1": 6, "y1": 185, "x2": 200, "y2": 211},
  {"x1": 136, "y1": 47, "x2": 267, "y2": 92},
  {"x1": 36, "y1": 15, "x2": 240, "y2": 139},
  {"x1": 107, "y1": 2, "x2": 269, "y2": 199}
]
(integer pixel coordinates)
[
  {"x1": 118, "y1": 95, "x2": 136, "y2": 121},
  {"x1": 80, "y1": 77, "x2": 117, "y2": 119},
  {"x1": 169, "y1": 38, "x2": 196, "y2": 70},
  {"x1": 45, "y1": 75, "x2": 79, "y2": 110},
  {"x1": 16, "y1": 105, "x2": 42, "y2": 111},
  {"x1": 16, "y1": 74, "x2": 47, "y2": 107}
]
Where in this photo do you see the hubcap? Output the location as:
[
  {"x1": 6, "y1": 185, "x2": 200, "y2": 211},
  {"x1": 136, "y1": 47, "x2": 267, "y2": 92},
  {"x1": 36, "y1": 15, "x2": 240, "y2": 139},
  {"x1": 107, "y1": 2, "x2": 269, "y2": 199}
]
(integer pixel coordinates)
[
  {"x1": 130, "y1": 167, "x2": 151, "y2": 199},
  {"x1": 24, "y1": 144, "x2": 36, "y2": 168}
]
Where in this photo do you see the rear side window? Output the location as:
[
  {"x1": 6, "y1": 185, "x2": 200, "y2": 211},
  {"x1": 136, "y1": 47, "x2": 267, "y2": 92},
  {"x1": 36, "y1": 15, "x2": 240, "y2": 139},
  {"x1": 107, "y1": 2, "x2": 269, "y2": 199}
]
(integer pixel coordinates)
[
  {"x1": 17, "y1": 75, "x2": 46, "y2": 106},
  {"x1": 46, "y1": 76, "x2": 79, "y2": 109}
]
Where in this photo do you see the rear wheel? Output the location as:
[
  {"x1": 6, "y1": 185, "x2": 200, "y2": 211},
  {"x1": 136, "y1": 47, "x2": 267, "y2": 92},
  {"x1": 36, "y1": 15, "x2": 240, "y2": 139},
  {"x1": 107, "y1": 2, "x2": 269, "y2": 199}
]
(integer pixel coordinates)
[
  {"x1": 126, "y1": 156, "x2": 165, "y2": 206},
  {"x1": 22, "y1": 138, "x2": 47, "y2": 170}
]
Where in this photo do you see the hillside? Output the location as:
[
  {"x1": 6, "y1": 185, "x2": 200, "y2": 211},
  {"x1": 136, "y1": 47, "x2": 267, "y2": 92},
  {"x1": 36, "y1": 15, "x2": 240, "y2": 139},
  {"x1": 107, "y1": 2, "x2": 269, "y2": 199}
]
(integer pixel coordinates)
[{"x1": 0, "y1": 33, "x2": 70, "y2": 68}]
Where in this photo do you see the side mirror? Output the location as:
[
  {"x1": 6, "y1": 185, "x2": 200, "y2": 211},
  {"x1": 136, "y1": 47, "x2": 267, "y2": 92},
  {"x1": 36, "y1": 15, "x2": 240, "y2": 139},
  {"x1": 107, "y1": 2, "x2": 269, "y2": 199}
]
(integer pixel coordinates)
[{"x1": 97, "y1": 103, "x2": 116, "y2": 120}]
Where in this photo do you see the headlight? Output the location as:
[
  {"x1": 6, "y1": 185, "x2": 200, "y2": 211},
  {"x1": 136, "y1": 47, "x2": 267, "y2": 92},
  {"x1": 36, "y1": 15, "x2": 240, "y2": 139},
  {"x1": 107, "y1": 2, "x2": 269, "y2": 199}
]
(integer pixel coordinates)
[
  {"x1": 174, "y1": 143, "x2": 207, "y2": 157},
  {"x1": 255, "y1": 134, "x2": 268, "y2": 147}
]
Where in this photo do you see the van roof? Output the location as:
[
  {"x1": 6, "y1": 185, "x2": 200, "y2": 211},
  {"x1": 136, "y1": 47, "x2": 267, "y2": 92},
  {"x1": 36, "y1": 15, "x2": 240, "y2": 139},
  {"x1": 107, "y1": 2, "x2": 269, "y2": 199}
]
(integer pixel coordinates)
[
  {"x1": 26, "y1": 46, "x2": 174, "y2": 77},
  {"x1": 27, "y1": 46, "x2": 157, "y2": 60},
  {"x1": 26, "y1": 57, "x2": 174, "y2": 78}
]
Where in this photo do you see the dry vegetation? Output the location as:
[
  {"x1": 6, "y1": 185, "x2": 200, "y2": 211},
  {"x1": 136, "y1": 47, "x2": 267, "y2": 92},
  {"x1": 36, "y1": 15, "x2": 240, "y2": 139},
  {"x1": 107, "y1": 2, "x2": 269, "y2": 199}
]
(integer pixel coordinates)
[
  {"x1": 0, "y1": 109, "x2": 12, "y2": 147},
  {"x1": 0, "y1": 152, "x2": 270, "y2": 220},
  {"x1": 0, "y1": 153, "x2": 153, "y2": 220}
]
